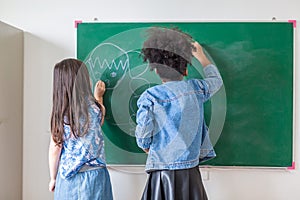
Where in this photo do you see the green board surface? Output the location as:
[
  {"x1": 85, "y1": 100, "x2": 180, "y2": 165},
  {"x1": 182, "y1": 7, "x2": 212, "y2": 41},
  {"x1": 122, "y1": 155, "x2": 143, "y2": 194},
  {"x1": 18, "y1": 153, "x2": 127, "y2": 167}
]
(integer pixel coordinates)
[{"x1": 77, "y1": 22, "x2": 294, "y2": 167}]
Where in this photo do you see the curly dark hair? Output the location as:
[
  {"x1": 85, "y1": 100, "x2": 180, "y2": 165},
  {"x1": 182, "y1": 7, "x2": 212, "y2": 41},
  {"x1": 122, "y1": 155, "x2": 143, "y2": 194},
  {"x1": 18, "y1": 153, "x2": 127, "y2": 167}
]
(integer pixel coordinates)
[{"x1": 141, "y1": 27, "x2": 195, "y2": 80}]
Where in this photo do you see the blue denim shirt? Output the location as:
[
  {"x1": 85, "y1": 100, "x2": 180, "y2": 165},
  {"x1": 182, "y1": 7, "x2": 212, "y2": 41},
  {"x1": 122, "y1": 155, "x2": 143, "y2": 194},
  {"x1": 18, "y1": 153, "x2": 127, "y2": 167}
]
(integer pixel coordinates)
[{"x1": 135, "y1": 64, "x2": 223, "y2": 172}]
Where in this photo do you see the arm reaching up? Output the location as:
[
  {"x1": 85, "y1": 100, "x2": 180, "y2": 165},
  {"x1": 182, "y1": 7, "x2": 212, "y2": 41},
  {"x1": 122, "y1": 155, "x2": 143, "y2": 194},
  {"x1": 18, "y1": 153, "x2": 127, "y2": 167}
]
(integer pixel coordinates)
[
  {"x1": 192, "y1": 42, "x2": 211, "y2": 67},
  {"x1": 192, "y1": 42, "x2": 223, "y2": 98},
  {"x1": 94, "y1": 80, "x2": 106, "y2": 125}
]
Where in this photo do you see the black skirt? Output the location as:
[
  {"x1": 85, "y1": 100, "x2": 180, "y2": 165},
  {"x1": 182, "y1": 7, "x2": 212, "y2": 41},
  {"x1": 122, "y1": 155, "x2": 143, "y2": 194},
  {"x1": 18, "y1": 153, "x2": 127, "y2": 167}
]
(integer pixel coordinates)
[{"x1": 141, "y1": 167, "x2": 208, "y2": 200}]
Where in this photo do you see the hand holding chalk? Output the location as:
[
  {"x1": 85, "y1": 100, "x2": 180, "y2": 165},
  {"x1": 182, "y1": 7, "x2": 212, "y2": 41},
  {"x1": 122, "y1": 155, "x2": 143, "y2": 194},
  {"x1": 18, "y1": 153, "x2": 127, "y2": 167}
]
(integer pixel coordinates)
[
  {"x1": 94, "y1": 80, "x2": 106, "y2": 102},
  {"x1": 94, "y1": 80, "x2": 106, "y2": 125},
  {"x1": 192, "y1": 42, "x2": 211, "y2": 67}
]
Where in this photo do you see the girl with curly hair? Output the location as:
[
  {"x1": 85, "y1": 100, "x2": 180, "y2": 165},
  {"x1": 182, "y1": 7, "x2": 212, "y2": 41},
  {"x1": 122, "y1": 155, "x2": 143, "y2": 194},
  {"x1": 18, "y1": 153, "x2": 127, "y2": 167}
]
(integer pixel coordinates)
[{"x1": 135, "y1": 27, "x2": 223, "y2": 200}]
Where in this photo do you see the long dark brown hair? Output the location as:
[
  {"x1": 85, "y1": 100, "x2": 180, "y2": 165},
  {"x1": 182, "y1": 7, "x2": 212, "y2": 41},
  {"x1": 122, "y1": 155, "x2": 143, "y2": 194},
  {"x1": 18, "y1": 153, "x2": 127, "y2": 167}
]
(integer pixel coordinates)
[{"x1": 50, "y1": 58, "x2": 98, "y2": 145}]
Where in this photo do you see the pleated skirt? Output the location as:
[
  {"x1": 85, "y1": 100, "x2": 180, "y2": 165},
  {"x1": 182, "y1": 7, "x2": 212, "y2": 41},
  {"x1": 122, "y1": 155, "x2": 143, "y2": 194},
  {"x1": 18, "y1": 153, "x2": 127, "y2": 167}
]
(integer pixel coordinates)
[
  {"x1": 54, "y1": 167, "x2": 113, "y2": 200},
  {"x1": 141, "y1": 167, "x2": 208, "y2": 200}
]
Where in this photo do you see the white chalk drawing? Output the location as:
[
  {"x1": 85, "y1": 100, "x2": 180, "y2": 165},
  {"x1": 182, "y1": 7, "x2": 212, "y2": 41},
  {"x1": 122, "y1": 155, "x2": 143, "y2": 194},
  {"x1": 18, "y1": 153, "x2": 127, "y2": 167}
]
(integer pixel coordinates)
[
  {"x1": 110, "y1": 49, "x2": 160, "y2": 136},
  {"x1": 86, "y1": 54, "x2": 129, "y2": 71},
  {"x1": 85, "y1": 43, "x2": 158, "y2": 136},
  {"x1": 85, "y1": 43, "x2": 130, "y2": 89}
]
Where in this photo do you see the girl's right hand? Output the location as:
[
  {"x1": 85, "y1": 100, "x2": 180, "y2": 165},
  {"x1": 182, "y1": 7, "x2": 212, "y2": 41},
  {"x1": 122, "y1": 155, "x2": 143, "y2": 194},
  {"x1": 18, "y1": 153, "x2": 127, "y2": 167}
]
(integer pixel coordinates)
[
  {"x1": 94, "y1": 80, "x2": 106, "y2": 125},
  {"x1": 94, "y1": 80, "x2": 106, "y2": 101},
  {"x1": 192, "y1": 42, "x2": 211, "y2": 67}
]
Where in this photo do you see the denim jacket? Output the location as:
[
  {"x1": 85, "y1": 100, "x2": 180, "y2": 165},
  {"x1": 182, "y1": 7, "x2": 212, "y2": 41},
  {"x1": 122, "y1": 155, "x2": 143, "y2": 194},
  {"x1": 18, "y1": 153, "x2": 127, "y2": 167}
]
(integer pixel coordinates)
[{"x1": 135, "y1": 64, "x2": 223, "y2": 172}]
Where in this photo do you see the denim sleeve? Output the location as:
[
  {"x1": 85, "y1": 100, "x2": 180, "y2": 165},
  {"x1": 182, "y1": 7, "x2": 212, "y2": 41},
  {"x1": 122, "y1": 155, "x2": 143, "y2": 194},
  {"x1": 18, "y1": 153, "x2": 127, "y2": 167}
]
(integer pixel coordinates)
[
  {"x1": 135, "y1": 92, "x2": 154, "y2": 150},
  {"x1": 202, "y1": 64, "x2": 223, "y2": 101}
]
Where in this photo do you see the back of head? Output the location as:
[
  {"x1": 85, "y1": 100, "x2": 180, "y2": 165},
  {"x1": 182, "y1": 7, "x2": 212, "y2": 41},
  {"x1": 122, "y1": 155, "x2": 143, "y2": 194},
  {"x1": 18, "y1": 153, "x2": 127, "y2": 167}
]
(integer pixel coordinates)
[
  {"x1": 51, "y1": 58, "x2": 93, "y2": 145},
  {"x1": 142, "y1": 27, "x2": 194, "y2": 80},
  {"x1": 52, "y1": 58, "x2": 92, "y2": 106}
]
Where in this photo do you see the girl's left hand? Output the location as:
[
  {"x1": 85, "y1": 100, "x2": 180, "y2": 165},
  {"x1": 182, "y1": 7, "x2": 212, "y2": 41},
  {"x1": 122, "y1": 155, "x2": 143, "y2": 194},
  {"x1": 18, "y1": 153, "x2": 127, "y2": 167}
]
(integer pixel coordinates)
[{"x1": 49, "y1": 179, "x2": 56, "y2": 192}]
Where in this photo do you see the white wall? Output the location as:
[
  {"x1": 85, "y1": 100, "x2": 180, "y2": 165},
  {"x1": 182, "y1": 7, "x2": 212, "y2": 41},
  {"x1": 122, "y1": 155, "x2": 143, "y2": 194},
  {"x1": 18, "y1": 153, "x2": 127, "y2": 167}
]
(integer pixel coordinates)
[
  {"x1": 0, "y1": 0, "x2": 299, "y2": 199},
  {"x1": 0, "y1": 21, "x2": 23, "y2": 200}
]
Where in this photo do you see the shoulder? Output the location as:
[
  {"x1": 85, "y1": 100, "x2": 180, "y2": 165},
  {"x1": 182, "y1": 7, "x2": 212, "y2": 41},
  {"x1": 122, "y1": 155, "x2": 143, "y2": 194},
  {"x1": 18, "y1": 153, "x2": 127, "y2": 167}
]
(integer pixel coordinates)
[
  {"x1": 137, "y1": 89, "x2": 154, "y2": 107},
  {"x1": 140, "y1": 83, "x2": 169, "y2": 98},
  {"x1": 90, "y1": 101, "x2": 101, "y2": 112},
  {"x1": 186, "y1": 79, "x2": 208, "y2": 90},
  {"x1": 137, "y1": 85, "x2": 165, "y2": 107},
  {"x1": 88, "y1": 101, "x2": 102, "y2": 122}
]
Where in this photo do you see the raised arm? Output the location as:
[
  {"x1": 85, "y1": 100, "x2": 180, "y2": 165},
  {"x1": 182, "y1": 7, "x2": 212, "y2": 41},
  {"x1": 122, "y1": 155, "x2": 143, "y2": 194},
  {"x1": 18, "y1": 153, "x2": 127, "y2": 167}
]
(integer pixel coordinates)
[
  {"x1": 192, "y1": 42, "x2": 223, "y2": 97},
  {"x1": 192, "y1": 42, "x2": 212, "y2": 67},
  {"x1": 94, "y1": 80, "x2": 106, "y2": 125}
]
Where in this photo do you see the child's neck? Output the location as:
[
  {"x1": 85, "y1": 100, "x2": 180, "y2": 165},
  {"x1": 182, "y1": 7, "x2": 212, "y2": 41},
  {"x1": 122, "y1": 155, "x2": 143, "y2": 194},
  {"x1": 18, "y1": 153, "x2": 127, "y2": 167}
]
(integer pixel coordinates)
[{"x1": 161, "y1": 76, "x2": 183, "y2": 83}]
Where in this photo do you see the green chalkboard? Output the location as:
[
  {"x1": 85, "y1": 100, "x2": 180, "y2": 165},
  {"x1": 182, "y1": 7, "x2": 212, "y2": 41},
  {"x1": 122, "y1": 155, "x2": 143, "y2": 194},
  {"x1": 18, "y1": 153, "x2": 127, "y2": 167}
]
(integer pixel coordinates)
[{"x1": 77, "y1": 22, "x2": 294, "y2": 167}]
